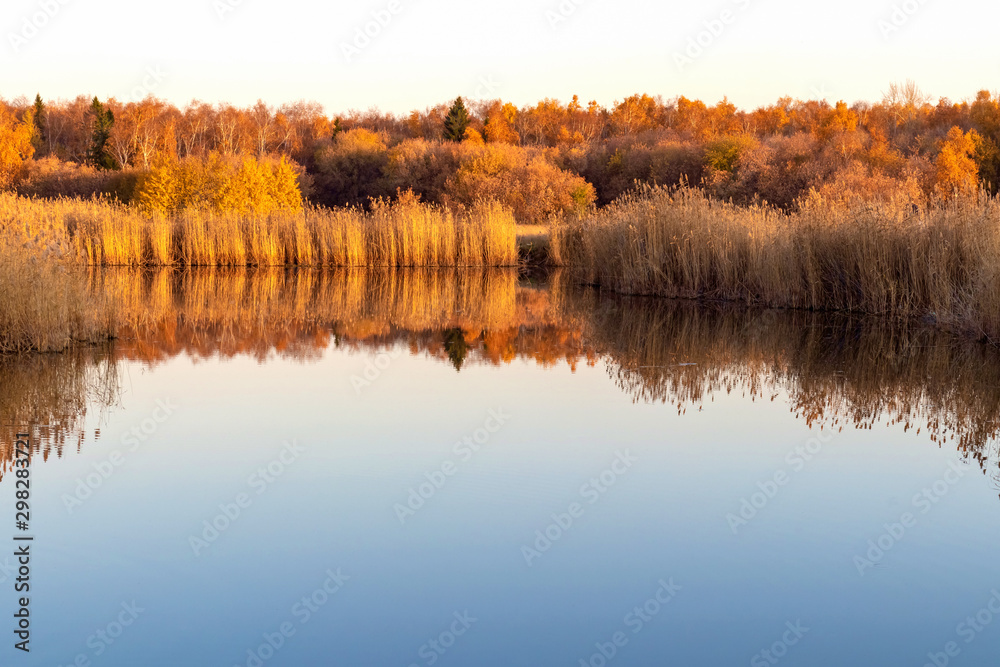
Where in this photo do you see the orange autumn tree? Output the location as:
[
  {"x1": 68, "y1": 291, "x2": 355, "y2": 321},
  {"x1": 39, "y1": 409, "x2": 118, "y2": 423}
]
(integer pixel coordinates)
[
  {"x1": 0, "y1": 108, "x2": 35, "y2": 190},
  {"x1": 935, "y1": 126, "x2": 980, "y2": 198},
  {"x1": 483, "y1": 102, "x2": 520, "y2": 145}
]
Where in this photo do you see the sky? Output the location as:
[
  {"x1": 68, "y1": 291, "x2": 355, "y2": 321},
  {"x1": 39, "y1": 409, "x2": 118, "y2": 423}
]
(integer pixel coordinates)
[{"x1": 1, "y1": 0, "x2": 998, "y2": 115}]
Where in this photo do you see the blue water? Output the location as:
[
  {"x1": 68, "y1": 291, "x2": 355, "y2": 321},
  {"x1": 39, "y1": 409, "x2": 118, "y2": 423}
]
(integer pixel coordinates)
[{"x1": 3, "y1": 329, "x2": 1000, "y2": 666}]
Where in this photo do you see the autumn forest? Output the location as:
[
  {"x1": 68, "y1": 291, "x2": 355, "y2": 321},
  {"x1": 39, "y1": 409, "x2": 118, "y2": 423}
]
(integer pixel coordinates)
[{"x1": 2, "y1": 81, "x2": 999, "y2": 218}]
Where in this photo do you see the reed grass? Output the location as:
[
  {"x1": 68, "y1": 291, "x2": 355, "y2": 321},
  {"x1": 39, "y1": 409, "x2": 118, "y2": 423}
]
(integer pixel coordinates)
[
  {"x1": 562, "y1": 185, "x2": 1000, "y2": 341},
  {"x1": 0, "y1": 192, "x2": 518, "y2": 268}
]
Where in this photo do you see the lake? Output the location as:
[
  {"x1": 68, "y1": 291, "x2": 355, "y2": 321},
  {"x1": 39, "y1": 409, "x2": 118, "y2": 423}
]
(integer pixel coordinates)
[{"x1": 2, "y1": 268, "x2": 999, "y2": 666}]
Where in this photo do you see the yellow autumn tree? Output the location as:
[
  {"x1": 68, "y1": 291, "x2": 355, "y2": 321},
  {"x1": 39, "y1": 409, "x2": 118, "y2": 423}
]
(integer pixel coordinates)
[
  {"x1": 704, "y1": 135, "x2": 757, "y2": 173},
  {"x1": 135, "y1": 153, "x2": 302, "y2": 214},
  {"x1": 0, "y1": 108, "x2": 35, "y2": 190},
  {"x1": 935, "y1": 126, "x2": 980, "y2": 197},
  {"x1": 134, "y1": 156, "x2": 181, "y2": 213},
  {"x1": 462, "y1": 127, "x2": 485, "y2": 145}
]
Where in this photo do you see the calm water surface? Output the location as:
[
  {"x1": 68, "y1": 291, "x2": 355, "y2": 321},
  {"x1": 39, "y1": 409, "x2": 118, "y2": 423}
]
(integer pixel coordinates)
[{"x1": 2, "y1": 269, "x2": 999, "y2": 666}]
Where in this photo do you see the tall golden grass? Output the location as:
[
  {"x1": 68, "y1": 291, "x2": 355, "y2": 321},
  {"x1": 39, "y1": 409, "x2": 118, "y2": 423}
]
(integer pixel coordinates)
[
  {"x1": 0, "y1": 192, "x2": 518, "y2": 268},
  {"x1": 562, "y1": 185, "x2": 1000, "y2": 341},
  {"x1": 0, "y1": 195, "x2": 118, "y2": 352}
]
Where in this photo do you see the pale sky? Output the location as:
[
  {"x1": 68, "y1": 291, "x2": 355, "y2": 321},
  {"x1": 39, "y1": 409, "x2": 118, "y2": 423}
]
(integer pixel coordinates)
[{"x1": 2, "y1": 0, "x2": 997, "y2": 114}]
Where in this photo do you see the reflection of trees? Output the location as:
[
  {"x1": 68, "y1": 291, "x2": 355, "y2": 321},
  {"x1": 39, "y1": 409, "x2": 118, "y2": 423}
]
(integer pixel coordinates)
[
  {"x1": 1, "y1": 268, "x2": 998, "y2": 494},
  {"x1": 442, "y1": 328, "x2": 470, "y2": 371}
]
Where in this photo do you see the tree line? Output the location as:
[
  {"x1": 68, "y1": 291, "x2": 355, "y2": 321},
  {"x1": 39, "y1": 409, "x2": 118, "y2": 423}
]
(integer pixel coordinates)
[{"x1": 2, "y1": 81, "x2": 999, "y2": 222}]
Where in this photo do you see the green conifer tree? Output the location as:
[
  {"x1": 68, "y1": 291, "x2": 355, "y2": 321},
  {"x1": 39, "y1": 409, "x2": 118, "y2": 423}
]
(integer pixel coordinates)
[
  {"x1": 31, "y1": 94, "x2": 46, "y2": 153},
  {"x1": 87, "y1": 97, "x2": 117, "y2": 170},
  {"x1": 443, "y1": 97, "x2": 471, "y2": 142}
]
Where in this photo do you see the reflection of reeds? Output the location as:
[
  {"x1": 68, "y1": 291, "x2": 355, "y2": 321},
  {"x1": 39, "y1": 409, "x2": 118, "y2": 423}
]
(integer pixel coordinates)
[
  {"x1": 98, "y1": 268, "x2": 525, "y2": 362},
  {"x1": 567, "y1": 290, "x2": 1000, "y2": 475},
  {"x1": 0, "y1": 193, "x2": 517, "y2": 268},
  {"x1": 2, "y1": 267, "x2": 998, "y2": 494},
  {"x1": 0, "y1": 258, "x2": 116, "y2": 354},
  {"x1": 0, "y1": 346, "x2": 120, "y2": 477}
]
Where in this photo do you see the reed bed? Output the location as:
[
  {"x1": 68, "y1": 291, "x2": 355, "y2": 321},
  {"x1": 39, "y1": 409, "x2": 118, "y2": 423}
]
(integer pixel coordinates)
[
  {"x1": 0, "y1": 193, "x2": 518, "y2": 268},
  {"x1": 562, "y1": 185, "x2": 1000, "y2": 341}
]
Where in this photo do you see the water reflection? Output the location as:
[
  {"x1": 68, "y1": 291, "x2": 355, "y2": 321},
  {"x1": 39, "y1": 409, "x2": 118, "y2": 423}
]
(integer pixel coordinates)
[
  {"x1": 572, "y1": 294, "x2": 1000, "y2": 481},
  {"x1": 1, "y1": 267, "x2": 998, "y2": 492},
  {"x1": 0, "y1": 346, "x2": 119, "y2": 472}
]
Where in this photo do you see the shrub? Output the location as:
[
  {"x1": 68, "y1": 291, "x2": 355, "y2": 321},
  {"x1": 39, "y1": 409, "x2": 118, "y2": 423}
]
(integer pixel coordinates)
[
  {"x1": 311, "y1": 129, "x2": 390, "y2": 207},
  {"x1": 703, "y1": 135, "x2": 758, "y2": 173},
  {"x1": 445, "y1": 144, "x2": 595, "y2": 223},
  {"x1": 16, "y1": 157, "x2": 141, "y2": 200}
]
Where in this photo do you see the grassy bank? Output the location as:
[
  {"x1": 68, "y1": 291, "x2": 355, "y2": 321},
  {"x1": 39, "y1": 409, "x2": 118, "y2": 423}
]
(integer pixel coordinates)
[
  {"x1": 0, "y1": 193, "x2": 518, "y2": 268},
  {"x1": 562, "y1": 186, "x2": 1000, "y2": 341}
]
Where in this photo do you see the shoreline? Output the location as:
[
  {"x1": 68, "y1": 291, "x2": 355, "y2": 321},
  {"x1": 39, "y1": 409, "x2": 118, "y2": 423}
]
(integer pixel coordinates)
[{"x1": 3, "y1": 186, "x2": 1000, "y2": 352}]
